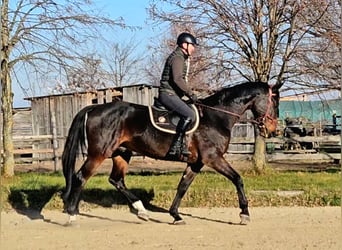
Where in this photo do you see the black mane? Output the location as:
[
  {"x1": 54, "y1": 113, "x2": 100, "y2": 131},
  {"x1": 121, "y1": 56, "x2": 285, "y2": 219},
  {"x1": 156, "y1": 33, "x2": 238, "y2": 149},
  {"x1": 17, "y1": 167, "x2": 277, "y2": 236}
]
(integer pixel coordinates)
[{"x1": 203, "y1": 81, "x2": 269, "y2": 105}]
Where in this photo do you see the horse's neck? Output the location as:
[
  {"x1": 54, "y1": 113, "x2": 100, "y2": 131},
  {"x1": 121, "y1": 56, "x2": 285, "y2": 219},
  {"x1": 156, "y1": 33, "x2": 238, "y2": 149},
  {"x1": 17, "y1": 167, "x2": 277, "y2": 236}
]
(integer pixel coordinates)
[
  {"x1": 219, "y1": 94, "x2": 252, "y2": 115},
  {"x1": 210, "y1": 93, "x2": 254, "y2": 127},
  {"x1": 204, "y1": 86, "x2": 259, "y2": 121}
]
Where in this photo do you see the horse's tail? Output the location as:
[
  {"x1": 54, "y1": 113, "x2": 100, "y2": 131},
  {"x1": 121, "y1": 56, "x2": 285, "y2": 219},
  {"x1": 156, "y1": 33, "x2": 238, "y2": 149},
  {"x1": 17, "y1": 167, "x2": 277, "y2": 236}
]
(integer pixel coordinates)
[{"x1": 62, "y1": 105, "x2": 93, "y2": 201}]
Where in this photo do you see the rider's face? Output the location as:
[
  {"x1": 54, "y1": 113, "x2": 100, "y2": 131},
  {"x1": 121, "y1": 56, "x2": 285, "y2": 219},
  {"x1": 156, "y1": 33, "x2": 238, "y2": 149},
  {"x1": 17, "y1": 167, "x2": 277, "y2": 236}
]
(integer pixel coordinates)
[
  {"x1": 181, "y1": 43, "x2": 196, "y2": 56},
  {"x1": 187, "y1": 44, "x2": 196, "y2": 56}
]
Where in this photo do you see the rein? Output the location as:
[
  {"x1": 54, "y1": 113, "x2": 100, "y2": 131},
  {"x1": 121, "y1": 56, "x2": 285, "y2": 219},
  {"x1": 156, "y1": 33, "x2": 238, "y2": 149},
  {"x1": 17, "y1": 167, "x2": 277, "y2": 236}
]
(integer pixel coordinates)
[
  {"x1": 195, "y1": 103, "x2": 242, "y2": 119},
  {"x1": 195, "y1": 87, "x2": 275, "y2": 125}
]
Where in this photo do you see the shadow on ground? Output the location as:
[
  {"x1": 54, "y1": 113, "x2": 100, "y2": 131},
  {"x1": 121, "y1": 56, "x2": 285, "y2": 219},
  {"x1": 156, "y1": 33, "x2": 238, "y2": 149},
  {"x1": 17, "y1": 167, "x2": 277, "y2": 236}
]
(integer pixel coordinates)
[{"x1": 7, "y1": 186, "x2": 168, "y2": 220}]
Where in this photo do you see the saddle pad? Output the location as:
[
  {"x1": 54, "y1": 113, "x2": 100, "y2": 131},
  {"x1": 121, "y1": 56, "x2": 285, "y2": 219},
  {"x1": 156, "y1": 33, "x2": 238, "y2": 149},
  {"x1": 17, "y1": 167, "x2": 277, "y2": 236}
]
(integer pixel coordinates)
[{"x1": 148, "y1": 104, "x2": 200, "y2": 134}]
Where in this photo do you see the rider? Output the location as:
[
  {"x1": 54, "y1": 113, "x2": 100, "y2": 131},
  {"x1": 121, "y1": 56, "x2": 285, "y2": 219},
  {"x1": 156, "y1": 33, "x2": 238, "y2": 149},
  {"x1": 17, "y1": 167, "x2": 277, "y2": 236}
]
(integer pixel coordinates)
[{"x1": 158, "y1": 32, "x2": 199, "y2": 159}]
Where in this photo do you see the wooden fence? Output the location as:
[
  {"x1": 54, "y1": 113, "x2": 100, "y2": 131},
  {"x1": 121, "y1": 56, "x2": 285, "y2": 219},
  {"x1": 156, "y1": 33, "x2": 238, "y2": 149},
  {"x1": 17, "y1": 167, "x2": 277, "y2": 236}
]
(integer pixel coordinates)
[
  {"x1": 1, "y1": 86, "x2": 340, "y2": 171},
  {"x1": 4, "y1": 123, "x2": 340, "y2": 172},
  {"x1": 3, "y1": 122, "x2": 258, "y2": 171},
  {"x1": 0, "y1": 135, "x2": 61, "y2": 171}
]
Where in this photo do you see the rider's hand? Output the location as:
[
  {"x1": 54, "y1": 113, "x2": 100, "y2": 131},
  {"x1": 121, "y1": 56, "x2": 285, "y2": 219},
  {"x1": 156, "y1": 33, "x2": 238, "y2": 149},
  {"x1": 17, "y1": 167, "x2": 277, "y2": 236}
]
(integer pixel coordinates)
[{"x1": 189, "y1": 94, "x2": 198, "y2": 103}]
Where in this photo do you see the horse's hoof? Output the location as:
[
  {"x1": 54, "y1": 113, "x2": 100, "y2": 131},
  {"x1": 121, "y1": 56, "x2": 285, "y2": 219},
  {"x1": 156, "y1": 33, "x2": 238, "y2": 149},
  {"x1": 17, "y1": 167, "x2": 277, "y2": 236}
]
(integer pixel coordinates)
[
  {"x1": 69, "y1": 214, "x2": 77, "y2": 222},
  {"x1": 173, "y1": 219, "x2": 186, "y2": 225},
  {"x1": 137, "y1": 212, "x2": 149, "y2": 221},
  {"x1": 132, "y1": 200, "x2": 149, "y2": 221},
  {"x1": 64, "y1": 215, "x2": 79, "y2": 227},
  {"x1": 64, "y1": 221, "x2": 80, "y2": 227},
  {"x1": 239, "y1": 214, "x2": 250, "y2": 225}
]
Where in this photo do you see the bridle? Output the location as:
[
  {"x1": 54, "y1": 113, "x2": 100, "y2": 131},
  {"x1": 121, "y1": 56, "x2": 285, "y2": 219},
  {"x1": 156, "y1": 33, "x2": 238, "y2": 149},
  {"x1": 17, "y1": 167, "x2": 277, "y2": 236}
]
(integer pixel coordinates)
[
  {"x1": 195, "y1": 87, "x2": 276, "y2": 129},
  {"x1": 254, "y1": 87, "x2": 277, "y2": 126}
]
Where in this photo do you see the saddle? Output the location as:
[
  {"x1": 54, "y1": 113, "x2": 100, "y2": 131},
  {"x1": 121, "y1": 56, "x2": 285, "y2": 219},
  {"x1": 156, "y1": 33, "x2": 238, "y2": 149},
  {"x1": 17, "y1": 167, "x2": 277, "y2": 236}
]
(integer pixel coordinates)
[{"x1": 148, "y1": 97, "x2": 199, "y2": 134}]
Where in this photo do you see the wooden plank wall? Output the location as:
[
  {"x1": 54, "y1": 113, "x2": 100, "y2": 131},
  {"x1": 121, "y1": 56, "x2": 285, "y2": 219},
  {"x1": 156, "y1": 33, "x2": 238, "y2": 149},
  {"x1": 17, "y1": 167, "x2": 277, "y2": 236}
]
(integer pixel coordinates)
[
  {"x1": 229, "y1": 123, "x2": 255, "y2": 153},
  {"x1": 0, "y1": 109, "x2": 33, "y2": 152},
  {"x1": 123, "y1": 85, "x2": 158, "y2": 105},
  {"x1": 0, "y1": 89, "x2": 122, "y2": 170}
]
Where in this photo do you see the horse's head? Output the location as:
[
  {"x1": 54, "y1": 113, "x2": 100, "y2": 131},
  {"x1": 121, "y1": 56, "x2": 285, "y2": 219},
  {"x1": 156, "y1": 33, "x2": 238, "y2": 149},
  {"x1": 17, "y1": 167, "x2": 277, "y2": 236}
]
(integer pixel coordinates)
[
  {"x1": 252, "y1": 86, "x2": 278, "y2": 138},
  {"x1": 201, "y1": 81, "x2": 279, "y2": 137}
]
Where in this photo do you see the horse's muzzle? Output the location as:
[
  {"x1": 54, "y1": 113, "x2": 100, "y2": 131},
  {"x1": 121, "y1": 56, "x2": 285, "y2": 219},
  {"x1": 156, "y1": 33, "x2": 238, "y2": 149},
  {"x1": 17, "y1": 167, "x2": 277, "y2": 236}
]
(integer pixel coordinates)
[
  {"x1": 259, "y1": 116, "x2": 278, "y2": 138},
  {"x1": 258, "y1": 124, "x2": 269, "y2": 138}
]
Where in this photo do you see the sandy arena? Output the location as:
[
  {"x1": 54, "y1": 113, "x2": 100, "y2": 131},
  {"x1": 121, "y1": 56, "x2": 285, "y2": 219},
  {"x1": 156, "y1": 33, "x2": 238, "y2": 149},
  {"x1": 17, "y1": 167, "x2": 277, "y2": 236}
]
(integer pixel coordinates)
[{"x1": 1, "y1": 206, "x2": 341, "y2": 250}]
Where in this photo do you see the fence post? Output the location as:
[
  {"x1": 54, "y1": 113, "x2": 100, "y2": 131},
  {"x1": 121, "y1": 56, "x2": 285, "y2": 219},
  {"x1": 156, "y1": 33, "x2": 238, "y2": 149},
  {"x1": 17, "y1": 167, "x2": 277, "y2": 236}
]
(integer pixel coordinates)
[{"x1": 50, "y1": 99, "x2": 59, "y2": 171}]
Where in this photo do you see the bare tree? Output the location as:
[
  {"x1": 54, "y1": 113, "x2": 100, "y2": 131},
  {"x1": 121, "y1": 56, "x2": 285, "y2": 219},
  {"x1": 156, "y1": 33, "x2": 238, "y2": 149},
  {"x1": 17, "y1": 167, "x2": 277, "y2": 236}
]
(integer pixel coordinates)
[
  {"x1": 149, "y1": 0, "x2": 332, "y2": 172},
  {"x1": 1, "y1": 0, "x2": 124, "y2": 177},
  {"x1": 103, "y1": 39, "x2": 145, "y2": 86},
  {"x1": 53, "y1": 39, "x2": 146, "y2": 93},
  {"x1": 144, "y1": 42, "x2": 165, "y2": 86},
  {"x1": 53, "y1": 54, "x2": 107, "y2": 93},
  {"x1": 291, "y1": 0, "x2": 341, "y2": 96}
]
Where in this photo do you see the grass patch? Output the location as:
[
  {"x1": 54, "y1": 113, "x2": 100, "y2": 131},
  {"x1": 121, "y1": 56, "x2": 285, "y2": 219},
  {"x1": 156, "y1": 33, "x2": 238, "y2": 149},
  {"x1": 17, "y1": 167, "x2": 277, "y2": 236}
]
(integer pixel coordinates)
[{"x1": 1, "y1": 170, "x2": 340, "y2": 212}]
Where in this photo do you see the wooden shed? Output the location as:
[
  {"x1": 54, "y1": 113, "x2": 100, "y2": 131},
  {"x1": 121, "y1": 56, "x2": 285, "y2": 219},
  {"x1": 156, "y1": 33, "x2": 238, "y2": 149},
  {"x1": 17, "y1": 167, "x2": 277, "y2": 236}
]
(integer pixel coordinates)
[
  {"x1": 17, "y1": 85, "x2": 157, "y2": 170},
  {"x1": 28, "y1": 88, "x2": 122, "y2": 138}
]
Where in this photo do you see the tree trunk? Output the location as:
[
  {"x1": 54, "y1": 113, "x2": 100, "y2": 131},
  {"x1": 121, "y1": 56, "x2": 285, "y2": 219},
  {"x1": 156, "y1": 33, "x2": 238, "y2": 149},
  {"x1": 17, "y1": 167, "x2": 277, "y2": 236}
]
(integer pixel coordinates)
[
  {"x1": 252, "y1": 134, "x2": 267, "y2": 174},
  {"x1": 1, "y1": 60, "x2": 15, "y2": 177},
  {"x1": 1, "y1": 0, "x2": 15, "y2": 177}
]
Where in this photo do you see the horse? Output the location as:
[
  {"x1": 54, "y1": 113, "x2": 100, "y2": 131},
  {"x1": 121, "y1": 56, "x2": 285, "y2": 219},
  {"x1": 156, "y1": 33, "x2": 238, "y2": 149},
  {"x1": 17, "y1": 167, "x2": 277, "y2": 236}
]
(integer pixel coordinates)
[{"x1": 62, "y1": 81, "x2": 278, "y2": 225}]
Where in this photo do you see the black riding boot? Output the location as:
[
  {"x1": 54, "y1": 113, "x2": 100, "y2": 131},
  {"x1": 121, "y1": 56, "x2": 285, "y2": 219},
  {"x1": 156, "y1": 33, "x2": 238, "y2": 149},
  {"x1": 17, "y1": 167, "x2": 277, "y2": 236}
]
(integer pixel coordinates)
[{"x1": 166, "y1": 117, "x2": 192, "y2": 159}]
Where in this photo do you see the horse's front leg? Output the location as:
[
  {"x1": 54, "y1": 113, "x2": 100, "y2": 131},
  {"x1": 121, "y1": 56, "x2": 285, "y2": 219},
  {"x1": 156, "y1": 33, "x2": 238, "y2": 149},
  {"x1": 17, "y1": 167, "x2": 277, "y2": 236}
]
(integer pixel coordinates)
[
  {"x1": 207, "y1": 157, "x2": 250, "y2": 224},
  {"x1": 235, "y1": 176, "x2": 250, "y2": 224},
  {"x1": 169, "y1": 164, "x2": 203, "y2": 224}
]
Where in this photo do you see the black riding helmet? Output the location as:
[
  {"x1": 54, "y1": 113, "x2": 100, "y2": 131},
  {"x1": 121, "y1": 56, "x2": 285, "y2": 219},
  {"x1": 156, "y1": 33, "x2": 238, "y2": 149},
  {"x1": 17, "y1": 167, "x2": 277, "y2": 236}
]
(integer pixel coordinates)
[{"x1": 176, "y1": 32, "x2": 198, "y2": 46}]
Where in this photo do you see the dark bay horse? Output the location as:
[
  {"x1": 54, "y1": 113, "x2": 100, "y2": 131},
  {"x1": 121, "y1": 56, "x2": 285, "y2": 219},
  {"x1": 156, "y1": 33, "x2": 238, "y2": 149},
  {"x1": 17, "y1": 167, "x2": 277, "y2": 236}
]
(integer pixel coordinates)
[{"x1": 62, "y1": 81, "x2": 278, "y2": 224}]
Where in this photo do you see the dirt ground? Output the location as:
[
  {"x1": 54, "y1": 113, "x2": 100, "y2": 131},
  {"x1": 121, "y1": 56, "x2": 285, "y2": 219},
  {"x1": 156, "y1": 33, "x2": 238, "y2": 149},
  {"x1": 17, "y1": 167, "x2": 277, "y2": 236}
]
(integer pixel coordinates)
[
  {"x1": 1, "y1": 206, "x2": 341, "y2": 250},
  {"x1": 4, "y1": 157, "x2": 341, "y2": 250}
]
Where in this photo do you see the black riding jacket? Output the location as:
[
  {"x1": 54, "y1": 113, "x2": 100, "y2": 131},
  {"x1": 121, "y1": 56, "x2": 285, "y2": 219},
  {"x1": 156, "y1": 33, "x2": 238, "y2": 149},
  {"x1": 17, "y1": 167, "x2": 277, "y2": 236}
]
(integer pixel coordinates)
[{"x1": 159, "y1": 47, "x2": 193, "y2": 98}]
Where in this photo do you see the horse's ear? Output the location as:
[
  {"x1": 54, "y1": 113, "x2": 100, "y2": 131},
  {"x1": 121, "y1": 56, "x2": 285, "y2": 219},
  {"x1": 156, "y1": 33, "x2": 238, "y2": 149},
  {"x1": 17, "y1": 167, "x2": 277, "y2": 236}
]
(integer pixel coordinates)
[
  {"x1": 271, "y1": 85, "x2": 280, "y2": 100},
  {"x1": 271, "y1": 85, "x2": 280, "y2": 116},
  {"x1": 271, "y1": 83, "x2": 281, "y2": 94}
]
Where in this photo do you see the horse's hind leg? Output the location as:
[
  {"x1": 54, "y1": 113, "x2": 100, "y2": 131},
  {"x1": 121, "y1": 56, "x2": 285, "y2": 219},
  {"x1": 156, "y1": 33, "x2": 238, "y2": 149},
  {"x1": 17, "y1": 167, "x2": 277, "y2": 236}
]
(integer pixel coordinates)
[
  {"x1": 64, "y1": 156, "x2": 105, "y2": 220},
  {"x1": 108, "y1": 149, "x2": 149, "y2": 221}
]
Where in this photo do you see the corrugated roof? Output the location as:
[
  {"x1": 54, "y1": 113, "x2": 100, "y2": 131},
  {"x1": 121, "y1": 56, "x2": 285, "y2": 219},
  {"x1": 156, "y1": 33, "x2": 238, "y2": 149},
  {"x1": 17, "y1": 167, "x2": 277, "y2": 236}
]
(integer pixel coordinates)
[{"x1": 279, "y1": 99, "x2": 341, "y2": 122}]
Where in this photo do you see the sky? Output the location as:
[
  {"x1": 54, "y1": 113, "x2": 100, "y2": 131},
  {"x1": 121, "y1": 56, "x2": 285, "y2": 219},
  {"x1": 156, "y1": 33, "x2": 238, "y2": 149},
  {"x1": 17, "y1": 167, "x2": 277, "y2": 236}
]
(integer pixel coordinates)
[
  {"x1": 97, "y1": 0, "x2": 156, "y2": 49},
  {"x1": 13, "y1": 0, "x2": 157, "y2": 108}
]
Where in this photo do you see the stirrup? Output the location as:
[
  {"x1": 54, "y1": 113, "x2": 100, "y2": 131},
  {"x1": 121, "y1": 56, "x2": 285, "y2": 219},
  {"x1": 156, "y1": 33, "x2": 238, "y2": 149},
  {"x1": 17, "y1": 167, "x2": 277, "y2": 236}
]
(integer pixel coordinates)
[
  {"x1": 181, "y1": 147, "x2": 191, "y2": 155},
  {"x1": 165, "y1": 151, "x2": 180, "y2": 160},
  {"x1": 166, "y1": 145, "x2": 181, "y2": 157},
  {"x1": 181, "y1": 140, "x2": 191, "y2": 155}
]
